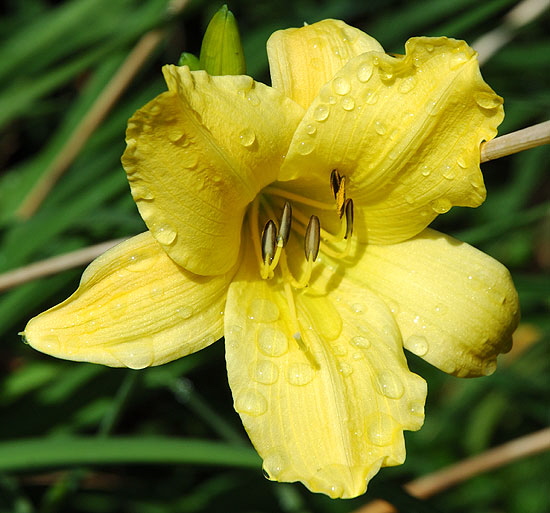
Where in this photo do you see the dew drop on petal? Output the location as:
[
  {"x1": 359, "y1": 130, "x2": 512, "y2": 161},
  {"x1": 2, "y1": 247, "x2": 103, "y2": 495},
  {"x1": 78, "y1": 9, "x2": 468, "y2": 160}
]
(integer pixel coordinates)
[
  {"x1": 263, "y1": 452, "x2": 288, "y2": 479},
  {"x1": 235, "y1": 390, "x2": 268, "y2": 416},
  {"x1": 239, "y1": 128, "x2": 256, "y2": 147},
  {"x1": 367, "y1": 414, "x2": 395, "y2": 446},
  {"x1": 474, "y1": 92, "x2": 502, "y2": 110},
  {"x1": 351, "y1": 303, "x2": 366, "y2": 314},
  {"x1": 286, "y1": 362, "x2": 315, "y2": 386},
  {"x1": 248, "y1": 299, "x2": 280, "y2": 322},
  {"x1": 374, "y1": 120, "x2": 386, "y2": 135},
  {"x1": 431, "y1": 198, "x2": 452, "y2": 214},
  {"x1": 305, "y1": 123, "x2": 317, "y2": 135},
  {"x1": 420, "y1": 166, "x2": 431, "y2": 177},
  {"x1": 357, "y1": 62, "x2": 373, "y2": 82},
  {"x1": 251, "y1": 360, "x2": 279, "y2": 384},
  {"x1": 442, "y1": 165, "x2": 456, "y2": 180},
  {"x1": 449, "y1": 51, "x2": 468, "y2": 69},
  {"x1": 364, "y1": 91, "x2": 378, "y2": 105},
  {"x1": 341, "y1": 97, "x2": 355, "y2": 111},
  {"x1": 351, "y1": 336, "x2": 370, "y2": 349},
  {"x1": 398, "y1": 76, "x2": 416, "y2": 94},
  {"x1": 257, "y1": 327, "x2": 288, "y2": 357},
  {"x1": 155, "y1": 224, "x2": 177, "y2": 245},
  {"x1": 296, "y1": 140, "x2": 314, "y2": 155},
  {"x1": 457, "y1": 157, "x2": 468, "y2": 169},
  {"x1": 406, "y1": 334, "x2": 429, "y2": 356},
  {"x1": 338, "y1": 362, "x2": 353, "y2": 376},
  {"x1": 376, "y1": 370, "x2": 404, "y2": 399},
  {"x1": 409, "y1": 400, "x2": 425, "y2": 417},
  {"x1": 333, "y1": 76, "x2": 351, "y2": 95},
  {"x1": 313, "y1": 104, "x2": 330, "y2": 122},
  {"x1": 175, "y1": 306, "x2": 193, "y2": 320}
]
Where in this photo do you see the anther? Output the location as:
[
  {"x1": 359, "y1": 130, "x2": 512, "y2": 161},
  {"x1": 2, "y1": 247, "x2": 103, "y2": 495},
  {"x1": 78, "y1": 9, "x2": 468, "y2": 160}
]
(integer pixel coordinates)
[
  {"x1": 344, "y1": 198, "x2": 354, "y2": 239},
  {"x1": 278, "y1": 201, "x2": 292, "y2": 247},
  {"x1": 330, "y1": 169, "x2": 346, "y2": 218},
  {"x1": 261, "y1": 220, "x2": 277, "y2": 264},
  {"x1": 304, "y1": 215, "x2": 321, "y2": 262}
]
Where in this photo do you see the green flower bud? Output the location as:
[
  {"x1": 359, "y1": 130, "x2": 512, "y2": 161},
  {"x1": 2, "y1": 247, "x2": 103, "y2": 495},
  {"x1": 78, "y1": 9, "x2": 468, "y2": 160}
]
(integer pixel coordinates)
[
  {"x1": 199, "y1": 5, "x2": 246, "y2": 75},
  {"x1": 178, "y1": 52, "x2": 201, "y2": 70}
]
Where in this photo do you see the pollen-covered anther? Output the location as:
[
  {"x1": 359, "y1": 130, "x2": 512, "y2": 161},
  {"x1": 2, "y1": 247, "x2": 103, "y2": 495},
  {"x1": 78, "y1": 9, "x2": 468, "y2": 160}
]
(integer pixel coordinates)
[{"x1": 330, "y1": 169, "x2": 346, "y2": 218}]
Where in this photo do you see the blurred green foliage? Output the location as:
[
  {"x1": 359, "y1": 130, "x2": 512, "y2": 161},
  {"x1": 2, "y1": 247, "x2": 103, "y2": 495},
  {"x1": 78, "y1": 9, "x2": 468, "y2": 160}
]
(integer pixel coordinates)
[{"x1": 0, "y1": 1, "x2": 548, "y2": 512}]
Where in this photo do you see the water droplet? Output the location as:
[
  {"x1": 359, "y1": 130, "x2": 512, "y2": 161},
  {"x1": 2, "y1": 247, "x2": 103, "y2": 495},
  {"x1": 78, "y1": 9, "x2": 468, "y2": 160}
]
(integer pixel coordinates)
[
  {"x1": 409, "y1": 400, "x2": 425, "y2": 416},
  {"x1": 155, "y1": 224, "x2": 177, "y2": 245},
  {"x1": 296, "y1": 140, "x2": 314, "y2": 155},
  {"x1": 425, "y1": 44, "x2": 434, "y2": 52},
  {"x1": 420, "y1": 166, "x2": 431, "y2": 177},
  {"x1": 475, "y1": 92, "x2": 502, "y2": 110},
  {"x1": 168, "y1": 129, "x2": 185, "y2": 143},
  {"x1": 338, "y1": 363, "x2": 353, "y2": 376},
  {"x1": 328, "y1": 95, "x2": 337, "y2": 105},
  {"x1": 235, "y1": 390, "x2": 267, "y2": 416},
  {"x1": 248, "y1": 299, "x2": 279, "y2": 322},
  {"x1": 175, "y1": 306, "x2": 193, "y2": 319},
  {"x1": 428, "y1": 101, "x2": 439, "y2": 116},
  {"x1": 457, "y1": 157, "x2": 468, "y2": 169},
  {"x1": 442, "y1": 165, "x2": 455, "y2": 180},
  {"x1": 431, "y1": 198, "x2": 452, "y2": 214},
  {"x1": 374, "y1": 121, "x2": 386, "y2": 135},
  {"x1": 364, "y1": 91, "x2": 378, "y2": 104},
  {"x1": 110, "y1": 338, "x2": 154, "y2": 369},
  {"x1": 247, "y1": 92, "x2": 260, "y2": 106},
  {"x1": 310, "y1": 37, "x2": 324, "y2": 50},
  {"x1": 341, "y1": 97, "x2": 355, "y2": 111},
  {"x1": 286, "y1": 362, "x2": 315, "y2": 386},
  {"x1": 239, "y1": 128, "x2": 256, "y2": 147},
  {"x1": 313, "y1": 104, "x2": 329, "y2": 122},
  {"x1": 367, "y1": 414, "x2": 395, "y2": 446},
  {"x1": 133, "y1": 184, "x2": 154, "y2": 201},
  {"x1": 434, "y1": 304, "x2": 448, "y2": 315},
  {"x1": 351, "y1": 303, "x2": 365, "y2": 314},
  {"x1": 482, "y1": 359, "x2": 497, "y2": 376},
  {"x1": 469, "y1": 174, "x2": 484, "y2": 189},
  {"x1": 376, "y1": 370, "x2": 404, "y2": 399},
  {"x1": 305, "y1": 123, "x2": 317, "y2": 135},
  {"x1": 251, "y1": 360, "x2": 279, "y2": 384},
  {"x1": 351, "y1": 336, "x2": 370, "y2": 349},
  {"x1": 398, "y1": 76, "x2": 416, "y2": 94},
  {"x1": 333, "y1": 76, "x2": 351, "y2": 95},
  {"x1": 227, "y1": 325, "x2": 243, "y2": 337},
  {"x1": 357, "y1": 62, "x2": 373, "y2": 82},
  {"x1": 406, "y1": 335, "x2": 429, "y2": 356},
  {"x1": 263, "y1": 452, "x2": 287, "y2": 478},
  {"x1": 332, "y1": 344, "x2": 347, "y2": 356},
  {"x1": 257, "y1": 327, "x2": 288, "y2": 356},
  {"x1": 449, "y1": 51, "x2": 468, "y2": 69},
  {"x1": 378, "y1": 67, "x2": 393, "y2": 81}
]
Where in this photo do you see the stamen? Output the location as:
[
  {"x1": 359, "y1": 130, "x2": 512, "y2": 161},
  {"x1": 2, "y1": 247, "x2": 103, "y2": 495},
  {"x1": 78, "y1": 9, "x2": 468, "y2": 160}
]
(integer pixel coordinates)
[
  {"x1": 330, "y1": 169, "x2": 346, "y2": 218},
  {"x1": 261, "y1": 220, "x2": 277, "y2": 265},
  {"x1": 278, "y1": 201, "x2": 292, "y2": 247},
  {"x1": 304, "y1": 215, "x2": 321, "y2": 262},
  {"x1": 344, "y1": 198, "x2": 354, "y2": 240}
]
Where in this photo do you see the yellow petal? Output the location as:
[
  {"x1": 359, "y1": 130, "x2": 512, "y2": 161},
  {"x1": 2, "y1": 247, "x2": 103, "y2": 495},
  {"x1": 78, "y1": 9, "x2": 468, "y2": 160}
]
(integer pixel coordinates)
[
  {"x1": 326, "y1": 229, "x2": 519, "y2": 377},
  {"x1": 224, "y1": 241, "x2": 426, "y2": 498},
  {"x1": 23, "y1": 233, "x2": 236, "y2": 369},
  {"x1": 267, "y1": 19, "x2": 383, "y2": 109},
  {"x1": 281, "y1": 37, "x2": 504, "y2": 244},
  {"x1": 122, "y1": 66, "x2": 304, "y2": 275}
]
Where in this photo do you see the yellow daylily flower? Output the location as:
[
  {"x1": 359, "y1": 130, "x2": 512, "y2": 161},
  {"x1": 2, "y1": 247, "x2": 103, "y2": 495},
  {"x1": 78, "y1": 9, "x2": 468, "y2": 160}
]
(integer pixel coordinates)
[{"x1": 23, "y1": 19, "x2": 519, "y2": 499}]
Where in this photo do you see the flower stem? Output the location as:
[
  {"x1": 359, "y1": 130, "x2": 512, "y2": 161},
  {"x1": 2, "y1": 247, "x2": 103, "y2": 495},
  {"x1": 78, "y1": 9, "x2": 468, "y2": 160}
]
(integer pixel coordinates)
[{"x1": 481, "y1": 120, "x2": 550, "y2": 162}]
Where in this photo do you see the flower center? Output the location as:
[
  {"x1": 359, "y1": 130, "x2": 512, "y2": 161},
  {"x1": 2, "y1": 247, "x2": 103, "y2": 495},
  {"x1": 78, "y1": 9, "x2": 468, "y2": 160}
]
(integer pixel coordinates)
[{"x1": 247, "y1": 170, "x2": 355, "y2": 367}]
